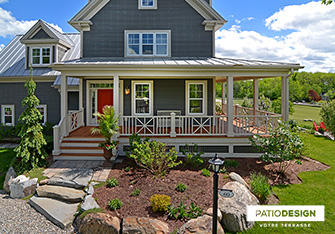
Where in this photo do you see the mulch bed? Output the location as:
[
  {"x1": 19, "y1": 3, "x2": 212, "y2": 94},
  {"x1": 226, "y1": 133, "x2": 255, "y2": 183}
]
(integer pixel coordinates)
[{"x1": 93, "y1": 156, "x2": 330, "y2": 231}]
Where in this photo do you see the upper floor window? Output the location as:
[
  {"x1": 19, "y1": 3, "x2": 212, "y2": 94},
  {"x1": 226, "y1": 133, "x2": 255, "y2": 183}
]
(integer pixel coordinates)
[
  {"x1": 139, "y1": 0, "x2": 157, "y2": 9},
  {"x1": 126, "y1": 31, "x2": 170, "y2": 57},
  {"x1": 31, "y1": 47, "x2": 51, "y2": 65}
]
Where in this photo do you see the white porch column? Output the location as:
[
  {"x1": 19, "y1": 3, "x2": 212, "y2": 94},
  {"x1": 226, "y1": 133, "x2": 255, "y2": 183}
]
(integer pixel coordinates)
[
  {"x1": 253, "y1": 79, "x2": 259, "y2": 115},
  {"x1": 79, "y1": 79, "x2": 83, "y2": 110},
  {"x1": 61, "y1": 74, "x2": 68, "y2": 118},
  {"x1": 227, "y1": 76, "x2": 234, "y2": 137},
  {"x1": 113, "y1": 75, "x2": 120, "y2": 115},
  {"x1": 281, "y1": 76, "x2": 289, "y2": 122},
  {"x1": 221, "y1": 82, "x2": 226, "y2": 113}
]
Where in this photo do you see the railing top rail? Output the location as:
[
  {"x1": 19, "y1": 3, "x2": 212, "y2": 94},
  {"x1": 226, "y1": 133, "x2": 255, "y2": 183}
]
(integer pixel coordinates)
[{"x1": 235, "y1": 115, "x2": 282, "y2": 118}]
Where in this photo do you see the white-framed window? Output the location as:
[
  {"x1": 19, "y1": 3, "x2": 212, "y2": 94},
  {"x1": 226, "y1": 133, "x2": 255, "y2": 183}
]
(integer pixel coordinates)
[
  {"x1": 186, "y1": 81, "x2": 207, "y2": 115},
  {"x1": 1, "y1": 105, "x2": 15, "y2": 126},
  {"x1": 138, "y1": 0, "x2": 157, "y2": 9},
  {"x1": 31, "y1": 47, "x2": 51, "y2": 65},
  {"x1": 37, "y1": 105, "x2": 47, "y2": 125},
  {"x1": 125, "y1": 31, "x2": 170, "y2": 57},
  {"x1": 132, "y1": 81, "x2": 153, "y2": 116}
]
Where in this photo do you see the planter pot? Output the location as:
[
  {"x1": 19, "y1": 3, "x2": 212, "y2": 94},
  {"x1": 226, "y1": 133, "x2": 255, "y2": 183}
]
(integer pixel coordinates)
[{"x1": 102, "y1": 148, "x2": 114, "y2": 167}]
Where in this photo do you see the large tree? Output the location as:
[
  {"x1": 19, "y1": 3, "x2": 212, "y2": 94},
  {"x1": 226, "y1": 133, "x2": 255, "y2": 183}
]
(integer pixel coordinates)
[{"x1": 14, "y1": 66, "x2": 47, "y2": 173}]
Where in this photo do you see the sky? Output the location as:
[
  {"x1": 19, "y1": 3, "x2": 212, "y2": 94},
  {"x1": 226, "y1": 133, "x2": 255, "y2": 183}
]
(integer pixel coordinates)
[{"x1": 0, "y1": 0, "x2": 334, "y2": 72}]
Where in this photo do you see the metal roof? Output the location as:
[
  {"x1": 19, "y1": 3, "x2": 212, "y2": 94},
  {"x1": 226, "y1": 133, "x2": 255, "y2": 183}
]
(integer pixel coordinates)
[
  {"x1": 53, "y1": 76, "x2": 80, "y2": 86},
  {"x1": 0, "y1": 33, "x2": 80, "y2": 77}
]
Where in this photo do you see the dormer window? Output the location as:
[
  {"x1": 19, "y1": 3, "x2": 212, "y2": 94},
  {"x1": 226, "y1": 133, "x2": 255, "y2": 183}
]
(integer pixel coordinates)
[
  {"x1": 138, "y1": 0, "x2": 157, "y2": 9},
  {"x1": 31, "y1": 47, "x2": 51, "y2": 65}
]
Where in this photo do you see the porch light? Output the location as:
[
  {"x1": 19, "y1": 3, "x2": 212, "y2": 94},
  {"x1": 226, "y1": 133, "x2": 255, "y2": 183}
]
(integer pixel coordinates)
[
  {"x1": 125, "y1": 86, "x2": 130, "y2": 95},
  {"x1": 209, "y1": 153, "x2": 224, "y2": 173}
]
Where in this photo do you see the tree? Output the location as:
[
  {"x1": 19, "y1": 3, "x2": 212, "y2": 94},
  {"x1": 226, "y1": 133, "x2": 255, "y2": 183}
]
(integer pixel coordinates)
[
  {"x1": 320, "y1": 100, "x2": 335, "y2": 135},
  {"x1": 308, "y1": 89, "x2": 321, "y2": 102},
  {"x1": 322, "y1": 0, "x2": 333, "y2": 5},
  {"x1": 14, "y1": 66, "x2": 47, "y2": 173}
]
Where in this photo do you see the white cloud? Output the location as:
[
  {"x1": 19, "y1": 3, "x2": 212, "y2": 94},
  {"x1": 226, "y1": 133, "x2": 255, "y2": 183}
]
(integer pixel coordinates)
[
  {"x1": 0, "y1": 0, "x2": 8, "y2": 3},
  {"x1": 215, "y1": 1, "x2": 335, "y2": 72},
  {"x1": 0, "y1": 44, "x2": 4, "y2": 51}
]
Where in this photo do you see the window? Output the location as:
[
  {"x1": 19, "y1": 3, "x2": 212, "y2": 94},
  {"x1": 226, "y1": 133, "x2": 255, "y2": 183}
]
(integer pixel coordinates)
[
  {"x1": 37, "y1": 105, "x2": 47, "y2": 125},
  {"x1": 186, "y1": 81, "x2": 207, "y2": 115},
  {"x1": 31, "y1": 48, "x2": 51, "y2": 65},
  {"x1": 132, "y1": 81, "x2": 153, "y2": 115},
  {"x1": 1, "y1": 105, "x2": 14, "y2": 126},
  {"x1": 138, "y1": 0, "x2": 157, "y2": 9},
  {"x1": 126, "y1": 31, "x2": 170, "y2": 57}
]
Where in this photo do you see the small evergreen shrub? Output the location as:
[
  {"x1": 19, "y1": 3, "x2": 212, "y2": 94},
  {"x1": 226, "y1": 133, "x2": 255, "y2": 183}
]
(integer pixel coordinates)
[
  {"x1": 124, "y1": 166, "x2": 131, "y2": 172},
  {"x1": 250, "y1": 172, "x2": 271, "y2": 202},
  {"x1": 108, "y1": 198, "x2": 123, "y2": 211},
  {"x1": 175, "y1": 183, "x2": 187, "y2": 192},
  {"x1": 149, "y1": 194, "x2": 171, "y2": 212},
  {"x1": 131, "y1": 189, "x2": 141, "y2": 196},
  {"x1": 201, "y1": 168, "x2": 211, "y2": 177},
  {"x1": 224, "y1": 159, "x2": 239, "y2": 168},
  {"x1": 106, "y1": 178, "x2": 119, "y2": 188},
  {"x1": 180, "y1": 144, "x2": 204, "y2": 168}
]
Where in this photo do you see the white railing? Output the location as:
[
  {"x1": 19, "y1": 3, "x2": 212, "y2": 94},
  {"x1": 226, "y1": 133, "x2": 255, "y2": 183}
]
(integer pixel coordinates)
[
  {"x1": 67, "y1": 108, "x2": 85, "y2": 132},
  {"x1": 176, "y1": 116, "x2": 227, "y2": 136},
  {"x1": 52, "y1": 117, "x2": 66, "y2": 155},
  {"x1": 221, "y1": 103, "x2": 277, "y2": 116},
  {"x1": 121, "y1": 116, "x2": 172, "y2": 136},
  {"x1": 234, "y1": 114, "x2": 281, "y2": 136}
]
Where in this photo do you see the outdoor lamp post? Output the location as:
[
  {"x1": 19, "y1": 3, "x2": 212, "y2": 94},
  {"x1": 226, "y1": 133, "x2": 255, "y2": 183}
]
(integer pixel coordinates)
[{"x1": 209, "y1": 154, "x2": 224, "y2": 234}]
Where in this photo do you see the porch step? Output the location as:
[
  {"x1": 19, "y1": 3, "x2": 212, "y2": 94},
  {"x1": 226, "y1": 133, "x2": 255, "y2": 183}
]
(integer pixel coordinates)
[{"x1": 54, "y1": 153, "x2": 105, "y2": 161}]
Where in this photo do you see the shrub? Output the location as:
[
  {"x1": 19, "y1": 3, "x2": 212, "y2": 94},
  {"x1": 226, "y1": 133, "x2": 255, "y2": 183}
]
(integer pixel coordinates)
[
  {"x1": 168, "y1": 201, "x2": 203, "y2": 221},
  {"x1": 106, "y1": 178, "x2": 119, "y2": 188},
  {"x1": 175, "y1": 183, "x2": 187, "y2": 192},
  {"x1": 149, "y1": 194, "x2": 171, "y2": 212},
  {"x1": 126, "y1": 133, "x2": 150, "y2": 156},
  {"x1": 43, "y1": 135, "x2": 54, "y2": 154},
  {"x1": 308, "y1": 89, "x2": 321, "y2": 102},
  {"x1": 201, "y1": 168, "x2": 211, "y2": 177},
  {"x1": 224, "y1": 159, "x2": 239, "y2": 168},
  {"x1": 180, "y1": 144, "x2": 204, "y2": 168},
  {"x1": 320, "y1": 100, "x2": 335, "y2": 135},
  {"x1": 129, "y1": 140, "x2": 182, "y2": 175},
  {"x1": 250, "y1": 172, "x2": 271, "y2": 202},
  {"x1": 241, "y1": 97, "x2": 253, "y2": 108},
  {"x1": 108, "y1": 198, "x2": 123, "y2": 211},
  {"x1": 131, "y1": 189, "x2": 141, "y2": 196},
  {"x1": 124, "y1": 166, "x2": 131, "y2": 172}
]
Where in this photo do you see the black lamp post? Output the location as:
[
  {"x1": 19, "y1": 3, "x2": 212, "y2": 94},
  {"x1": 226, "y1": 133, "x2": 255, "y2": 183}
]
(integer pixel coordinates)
[{"x1": 209, "y1": 154, "x2": 224, "y2": 234}]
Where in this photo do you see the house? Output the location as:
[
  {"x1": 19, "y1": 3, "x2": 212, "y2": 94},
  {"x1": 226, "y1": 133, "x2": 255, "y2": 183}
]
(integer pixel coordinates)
[{"x1": 0, "y1": 0, "x2": 303, "y2": 160}]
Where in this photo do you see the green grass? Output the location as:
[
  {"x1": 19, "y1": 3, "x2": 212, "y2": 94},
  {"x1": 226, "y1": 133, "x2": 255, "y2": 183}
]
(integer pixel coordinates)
[
  {"x1": 290, "y1": 105, "x2": 321, "y2": 128},
  {"x1": 0, "y1": 148, "x2": 16, "y2": 189},
  {"x1": 25, "y1": 167, "x2": 47, "y2": 183},
  {"x1": 241, "y1": 134, "x2": 335, "y2": 234}
]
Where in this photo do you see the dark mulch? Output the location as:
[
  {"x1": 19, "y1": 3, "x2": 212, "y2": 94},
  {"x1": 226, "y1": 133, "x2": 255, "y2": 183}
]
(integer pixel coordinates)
[{"x1": 93, "y1": 156, "x2": 329, "y2": 231}]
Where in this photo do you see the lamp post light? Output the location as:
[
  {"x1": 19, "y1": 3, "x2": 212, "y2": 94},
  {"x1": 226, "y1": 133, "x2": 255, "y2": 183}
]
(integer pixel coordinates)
[{"x1": 209, "y1": 154, "x2": 224, "y2": 234}]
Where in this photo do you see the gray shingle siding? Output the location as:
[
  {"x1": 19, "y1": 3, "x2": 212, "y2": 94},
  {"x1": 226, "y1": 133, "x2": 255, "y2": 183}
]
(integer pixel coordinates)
[
  {"x1": 83, "y1": 0, "x2": 212, "y2": 58},
  {"x1": 31, "y1": 29, "x2": 51, "y2": 39}
]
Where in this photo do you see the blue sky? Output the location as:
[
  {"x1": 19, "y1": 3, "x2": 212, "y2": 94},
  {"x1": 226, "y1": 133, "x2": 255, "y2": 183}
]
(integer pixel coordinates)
[{"x1": 0, "y1": 0, "x2": 334, "y2": 72}]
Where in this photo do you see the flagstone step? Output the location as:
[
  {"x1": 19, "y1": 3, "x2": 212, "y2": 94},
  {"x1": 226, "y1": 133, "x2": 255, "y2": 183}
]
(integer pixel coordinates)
[
  {"x1": 47, "y1": 168, "x2": 93, "y2": 189},
  {"x1": 36, "y1": 185, "x2": 86, "y2": 203}
]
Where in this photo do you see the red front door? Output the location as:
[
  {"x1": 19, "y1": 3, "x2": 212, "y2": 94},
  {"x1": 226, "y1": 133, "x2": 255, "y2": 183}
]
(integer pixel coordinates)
[{"x1": 98, "y1": 89, "x2": 114, "y2": 114}]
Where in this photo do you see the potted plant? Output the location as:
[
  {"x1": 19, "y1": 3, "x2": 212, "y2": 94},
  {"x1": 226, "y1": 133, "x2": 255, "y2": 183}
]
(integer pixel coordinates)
[{"x1": 91, "y1": 105, "x2": 119, "y2": 165}]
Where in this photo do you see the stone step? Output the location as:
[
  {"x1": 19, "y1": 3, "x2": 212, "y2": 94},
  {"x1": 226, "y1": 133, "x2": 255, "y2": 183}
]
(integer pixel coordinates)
[
  {"x1": 36, "y1": 185, "x2": 86, "y2": 203},
  {"x1": 47, "y1": 168, "x2": 93, "y2": 189},
  {"x1": 29, "y1": 196, "x2": 79, "y2": 229}
]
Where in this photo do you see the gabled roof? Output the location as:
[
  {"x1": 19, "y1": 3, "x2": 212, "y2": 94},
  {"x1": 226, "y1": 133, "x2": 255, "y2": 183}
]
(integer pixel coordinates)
[
  {"x1": 20, "y1": 20, "x2": 74, "y2": 48},
  {"x1": 69, "y1": 0, "x2": 226, "y2": 31}
]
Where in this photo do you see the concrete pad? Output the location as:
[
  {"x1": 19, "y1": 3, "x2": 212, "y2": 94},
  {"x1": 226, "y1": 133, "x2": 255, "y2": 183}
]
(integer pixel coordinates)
[
  {"x1": 29, "y1": 196, "x2": 79, "y2": 229},
  {"x1": 48, "y1": 168, "x2": 93, "y2": 189},
  {"x1": 36, "y1": 185, "x2": 86, "y2": 203}
]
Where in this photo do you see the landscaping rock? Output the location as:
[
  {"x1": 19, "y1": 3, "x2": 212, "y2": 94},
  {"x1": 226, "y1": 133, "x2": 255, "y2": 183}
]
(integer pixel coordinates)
[
  {"x1": 324, "y1": 132, "x2": 335, "y2": 141},
  {"x1": 178, "y1": 215, "x2": 224, "y2": 234},
  {"x1": 29, "y1": 196, "x2": 79, "y2": 229},
  {"x1": 36, "y1": 185, "x2": 86, "y2": 202},
  {"x1": 205, "y1": 207, "x2": 222, "y2": 222},
  {"x1": 39, "y1": 179, "x2": 49, "y2": 185},
  {"x1": 85, "y1": 183, "x2": 94, "y2": 195},
  {"x1": 10, "y1": 177, "x2": 38, "y2": 198},
  {"x1": 229, "y1": 172, "x2": 250, "y2": 189},
  {"x1": 304, "y1": 119, "x2": 313, "y2": 122},
  {"x1": 81, "y1": 195, "x2": 100, "y2": 211},
  {"x1": 218, "y1": 181, "x2": 259, "y2": 233},
  {"x1": 47, "y1": 168, "x2": 93, "y2": 189},
  {"x1": 123, "y1": 217, "x2": 169, "y2": 234},
  {"x1": 3, "y1": 167, "x2": 16, "y2": 193},
  {"x1": 79, "y1": 213, "x2": 120, "y2": 234}
]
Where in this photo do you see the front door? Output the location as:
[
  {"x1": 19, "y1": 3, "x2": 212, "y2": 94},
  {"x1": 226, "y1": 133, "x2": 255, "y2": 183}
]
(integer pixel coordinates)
[{"x1": 98, "y1": 89, "x2": 114, "y2": 114}]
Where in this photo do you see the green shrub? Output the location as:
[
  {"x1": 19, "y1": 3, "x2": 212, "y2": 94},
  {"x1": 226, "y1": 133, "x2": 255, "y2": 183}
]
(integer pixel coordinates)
[
  {"x1": 168, "y1": 201, "x2": 203, "y2": 221},
  {"x1": 219, "y1": 167, "x2": 227, "y2": 174},
  {"x1": 224, "y1": 159, "x2": 239, "y2": 168},
  {"x1": 201, "y1": 168, "x2": 211, "y2": 177},
  {"x1": 180, "y1": 144, "x2": 204, "y2": 168},
  {"x1": 126, "y1": 133, "x2": 150, "y2": 156},
  {"x1": 129, "y1": 140, "x2": 182, "y2": 176},
  {"x1": 175, "y1": 183, "x2": 187, "y2": 192},
  {"x1": 108, "y1": 198, "x2": 123, "y2": 211},
  {"x1": 43, "y1": 135, "x2": 54, "y2": 154},
  {"x1": 124, "y1": 166, "x2": 131, "y2": 172},
  {"x1": 149, "y1": 194, "x2": 171, "y2": 212},
  {"x1": 320, "y1": 100, "x2": 335, "y2": 135},
  {"x1": 250, "y1": 172, "x2": 271, "y2": 202},
  {"x1": 131, "y1": 189, "x2": 141, "y2": 196},
  {"x1": 106, "y1": 178, "x2": 119, "y2": 188},
  {"x1": 242, "y1": 97, "x2": 253, "y2": 108}
]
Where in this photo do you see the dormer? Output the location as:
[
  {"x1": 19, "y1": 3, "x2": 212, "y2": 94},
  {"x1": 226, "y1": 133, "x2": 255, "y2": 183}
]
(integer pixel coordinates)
[{"x1": 20, "y1": 20, "x2": 74, "y2": 68}]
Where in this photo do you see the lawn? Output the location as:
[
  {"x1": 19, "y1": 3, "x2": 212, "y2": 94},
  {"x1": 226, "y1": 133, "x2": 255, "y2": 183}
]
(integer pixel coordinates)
[
  {"x1": 290, "y1": 105, "x2": 321, "y2": 128},
  {"x1": 243, "y1": 134, "x2": 335, "y2": 234},
  {"x1": 0, "y1": 148, "x2": 16, "y2": 190}
]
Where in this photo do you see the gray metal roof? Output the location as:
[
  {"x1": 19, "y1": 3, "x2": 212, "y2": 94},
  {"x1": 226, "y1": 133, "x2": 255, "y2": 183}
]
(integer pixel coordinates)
[
  {"x1": 0, "y1": 33, "x2": 80, "y2": 77},
  {"x1": 53, "y1": 76, "x2": 80, "y2": 86},
  {"x1": 43, "y1": 21, "x2": 74, "y2": 47}
]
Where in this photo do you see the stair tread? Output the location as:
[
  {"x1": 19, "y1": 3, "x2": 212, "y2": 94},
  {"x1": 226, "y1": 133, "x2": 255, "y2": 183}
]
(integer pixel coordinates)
[
  {"x1": 60, "y1": 146, "x2": 102, "y2": 150},
  {"x1": 62, "y1": 140, "x2": 104, "y2": 143},
  {"x1": 58, "y1": 153, "x2": 104, "y2": 156}
]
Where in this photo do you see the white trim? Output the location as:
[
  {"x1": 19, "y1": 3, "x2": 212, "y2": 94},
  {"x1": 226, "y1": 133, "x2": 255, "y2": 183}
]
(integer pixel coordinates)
[
  {"x1": 138, "y1": 0, "x2": 157, "y2": 9},
  {"x1": 1, "y1": 105, "x2": 15, "y2": 126},
  {"x1": 124, "y1": 30, "x2": 171, "y2": 57},
  {"x1": 131, "y1": 80, "x2": 154, "y2": 116},
  {"x1": 119, "y1": 80, "x2": 124, "y2": 117},
  {"x1": 37, "y1": 104, "x2": 47, "y2": 125},
  {"x1": 31, "y1": 47, "x2": 52, "y2": 66},
  {"x1": 185, "y1": 80, "x2": 207, "y2": 116}
]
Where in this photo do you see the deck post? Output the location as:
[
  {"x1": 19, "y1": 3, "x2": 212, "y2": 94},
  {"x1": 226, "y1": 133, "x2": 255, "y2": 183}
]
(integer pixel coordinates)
[
  {"x1": 221, "y1": 82, "x2": 225, "y2": 114},
  {"x1": 281, "y1": 76, "x2": 289, "y2": 122},
  {"x1": 170, "y1": 112, "x2": 176, "y2": 137},
  {"x1": 113, "y1": 75, "x2": 120, "y2": 116},
  {"x1": 60, "y1": 74, "x2": 68, "y2": 135},
  {"x1": 253, "y1": 79, "x2": 259, "y2": 115},
  {"x1": 79, "y1": 79, "x2": 83, "y2": 110},
  {"x1": 227, "y1": 76, "x2": 234, "y2": 137}
]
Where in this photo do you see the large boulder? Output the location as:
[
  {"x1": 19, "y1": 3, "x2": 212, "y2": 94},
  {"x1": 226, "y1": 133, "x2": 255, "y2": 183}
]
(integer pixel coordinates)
[
  {"x1": 218, "y1": 181, "x2": 259, "y2": 232},
  {"x1": 178, "y1": 215, "x2": 224, "y2": 234},
  {"x1": 229, "y1": 172, "x2": 250, "y2": 190},
  {"x1": 3, "y1": 167, "x2": 16, "y2": 193},
  {"x1": 81, "y1": 195, "x2": 100, "y2": 211},
  {"x1": 79, "y1": 213, "x2": 120, "y2": 234},
  {"x1": 205, "y1": 207, "x2": 222, "y2": 222},
  {"x1": 36, "y1": 185, "x2": 86, "y2": 202},
  {"x1": 123, "y1": 217, "x2": 169, "y2": 234},
  {"x1": 10, "y1": 176, "x2": 38, "y2": 198}
]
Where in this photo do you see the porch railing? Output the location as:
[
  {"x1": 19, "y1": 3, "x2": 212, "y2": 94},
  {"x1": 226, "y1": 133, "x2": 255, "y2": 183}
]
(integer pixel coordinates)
[
  {"x1": 234, "y1": 114, "x2": 281, "y2": 136},
  {"x1": 221, "y1": 103, "x2": 277, "y2": 116}
]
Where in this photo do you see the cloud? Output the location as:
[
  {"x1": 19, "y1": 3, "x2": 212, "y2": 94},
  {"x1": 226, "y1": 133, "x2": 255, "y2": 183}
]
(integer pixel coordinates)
[
  {"x1": 234, "y1": 17, "x2": 254, "y2": 24},
  {"x1": 0, "y1": 0, "x2": 8, "y2": 3},
  {"x1": 0, "y1": 44, "x2": 4, "y2": 51},
  {"x1": 215, "y1": 1, "x2": 335, "y2": 72}
]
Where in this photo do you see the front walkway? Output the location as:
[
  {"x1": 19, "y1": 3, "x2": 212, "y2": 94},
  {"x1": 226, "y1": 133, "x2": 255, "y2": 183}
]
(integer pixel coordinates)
[{"x1": 43, "y1": 160, "x2": 111, "y2": 182}]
